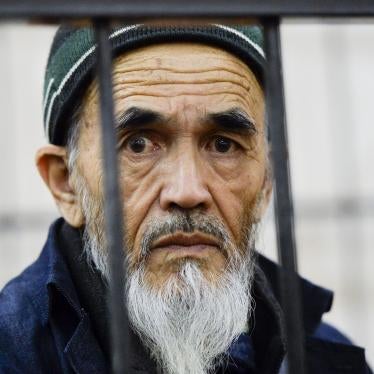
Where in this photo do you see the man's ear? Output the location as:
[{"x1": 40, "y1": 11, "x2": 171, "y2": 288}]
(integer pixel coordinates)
[{"x1": 36, "y1": 145, "x2": 85, "y2": 228}]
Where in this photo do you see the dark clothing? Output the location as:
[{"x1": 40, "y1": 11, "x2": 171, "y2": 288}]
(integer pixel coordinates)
[{"x1": 0, "y1": 218, "x2": 371, "y2": 373}]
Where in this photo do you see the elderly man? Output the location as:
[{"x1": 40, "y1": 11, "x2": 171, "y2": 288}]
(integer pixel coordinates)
[{"x1": 0, "y1": 24, "x2": 371, "y2": 374}]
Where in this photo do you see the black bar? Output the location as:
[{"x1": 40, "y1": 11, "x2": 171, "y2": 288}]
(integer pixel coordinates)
[
  {"x1": 94, "y1": 21, "x2": 130, "y2": 374},
  {"x1": 263, "y1": 18, "x2": 306, "y2": 374},
  {"x1": 1, "y1": 0, "x2": 374, "y2": 19}
]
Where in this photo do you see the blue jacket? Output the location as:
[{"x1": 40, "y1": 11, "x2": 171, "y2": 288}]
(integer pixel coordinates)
[{"x1": 0, "y1": 219, "x2": 371, "y2": 373}]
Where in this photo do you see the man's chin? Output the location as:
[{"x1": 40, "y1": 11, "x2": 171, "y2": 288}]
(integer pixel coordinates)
[
  {"x1": 141, "y1": 248, "x2": 227, "y2": 288},
  {"x1": 142, "y1": 257, "x2": 225, "y2": 291}
]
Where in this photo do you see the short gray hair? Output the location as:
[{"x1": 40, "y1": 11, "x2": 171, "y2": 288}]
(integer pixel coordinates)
[{"x1": 66, "y1": 103, "x2": 82, "y2": 173}]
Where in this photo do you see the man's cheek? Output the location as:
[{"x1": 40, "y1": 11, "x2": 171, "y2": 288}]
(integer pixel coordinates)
[
  {"x1": 221, "y1": 174, "x2": 263, "y2": 228},
  {"x1": 124, "y1": 212, "x2": 156, "y2": 271},
  {"x1": 121, "y1": 185, "x2": 159, "y2": 260},
  {"x1": 123, "y1": 216, "x2": 138, "y2": 267}
]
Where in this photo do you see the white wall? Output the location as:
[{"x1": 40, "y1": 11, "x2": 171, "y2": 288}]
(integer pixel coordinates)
[
  {"x1": 0, "y1": 20, "x2": 373, "y2": 366},
  {"x1": 0, "y1": 23, "x2": 59, "y2": 287},
  {"x1": 283, "y1": 20, "x2": 374, "y2": 367}
]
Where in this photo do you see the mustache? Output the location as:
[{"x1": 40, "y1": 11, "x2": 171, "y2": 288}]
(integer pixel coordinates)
[{"x1": 139, "y1": 210, "x2": 231, "y2": 259}]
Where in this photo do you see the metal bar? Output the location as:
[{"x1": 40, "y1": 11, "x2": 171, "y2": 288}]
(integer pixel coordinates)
[
  {"x1": 94, "y1": 20, "x2": 130, "y2": 374},
  {"x1": 1, "y1": 0, "x2": 374, "y2": 19},
  {"x1": 263, "y1": 18, "x2": 306, "y2": 374}
]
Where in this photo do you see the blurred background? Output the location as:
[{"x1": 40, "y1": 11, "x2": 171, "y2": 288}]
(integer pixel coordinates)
[{"x1": 0, "y1": 20, "x2": 373, "y2": 366}]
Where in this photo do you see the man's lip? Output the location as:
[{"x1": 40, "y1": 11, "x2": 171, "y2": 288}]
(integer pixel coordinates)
[{"x1": 151, "y1": 232, "x2": 219, "y2": 250}]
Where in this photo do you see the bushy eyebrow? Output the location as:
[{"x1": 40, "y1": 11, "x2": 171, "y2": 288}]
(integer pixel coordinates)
[
  {"x1": 115, "y1": 106, "x2": 257, "y2": 136},
  {"x1": 208, "y1": 108, "x2": 257, "y2": 135},
  {"x1": 116, "y1": 107, "x2": 164, "y2": 131}
]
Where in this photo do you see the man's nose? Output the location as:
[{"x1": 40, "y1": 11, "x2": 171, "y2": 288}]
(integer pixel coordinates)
[{"x1": 159, "y1": 153, "x2": 212, "y2": 211}]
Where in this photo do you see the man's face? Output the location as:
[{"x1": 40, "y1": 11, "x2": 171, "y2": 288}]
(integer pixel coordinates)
[{"x1": 73, "y1": 42, "x2": 267, "y2": 287}]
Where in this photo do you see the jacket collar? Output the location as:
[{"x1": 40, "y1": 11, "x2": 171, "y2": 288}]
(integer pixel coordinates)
[
  {"x1": 42, "y1": 219, "x2": 107, "y2": 373},
  {"x1": 251, "y1": 260, "x2": 287, "y2": 372},
  {"x1": 256, "y1": 254, "x2": 334, "y2": 335},
  {"x1": 32, "y1": 218, "x2": 82, "y2": 327},
  {"x1": 46, "y1": 219, "x2": 83, "y2": 321}
]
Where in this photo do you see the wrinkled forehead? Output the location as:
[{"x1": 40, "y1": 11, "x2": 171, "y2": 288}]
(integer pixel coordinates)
[
  {"x1": 113, "y1": 42, "x2": 255, "y2": 70},
  {"x1": 81, "y1": 42, "x2": 264, "y2": 125}
]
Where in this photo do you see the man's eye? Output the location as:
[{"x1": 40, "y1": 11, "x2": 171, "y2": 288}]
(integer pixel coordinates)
[
  {"x1": 213, "y1": 136, "x2": 234, "y2": 153},
  {"x1": 126, "y1": 136, "x2": 156, "y2": 154}
]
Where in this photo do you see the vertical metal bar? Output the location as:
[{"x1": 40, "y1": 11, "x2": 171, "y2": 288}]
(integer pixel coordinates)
[
  {"x1": 94, "y1": 20, "x2": 130, "y2": 373},
  {"x1": 263, "y1": 18, "x2": 306, "y2": 374}
]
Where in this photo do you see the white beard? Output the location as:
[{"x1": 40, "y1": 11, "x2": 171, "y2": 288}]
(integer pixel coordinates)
[
  {"x1": 73, "y1": 171, "x2": 257, "y2": 374},
  {"x1": 127, "y1": 255, "x2": 254, "y2": 374}
]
